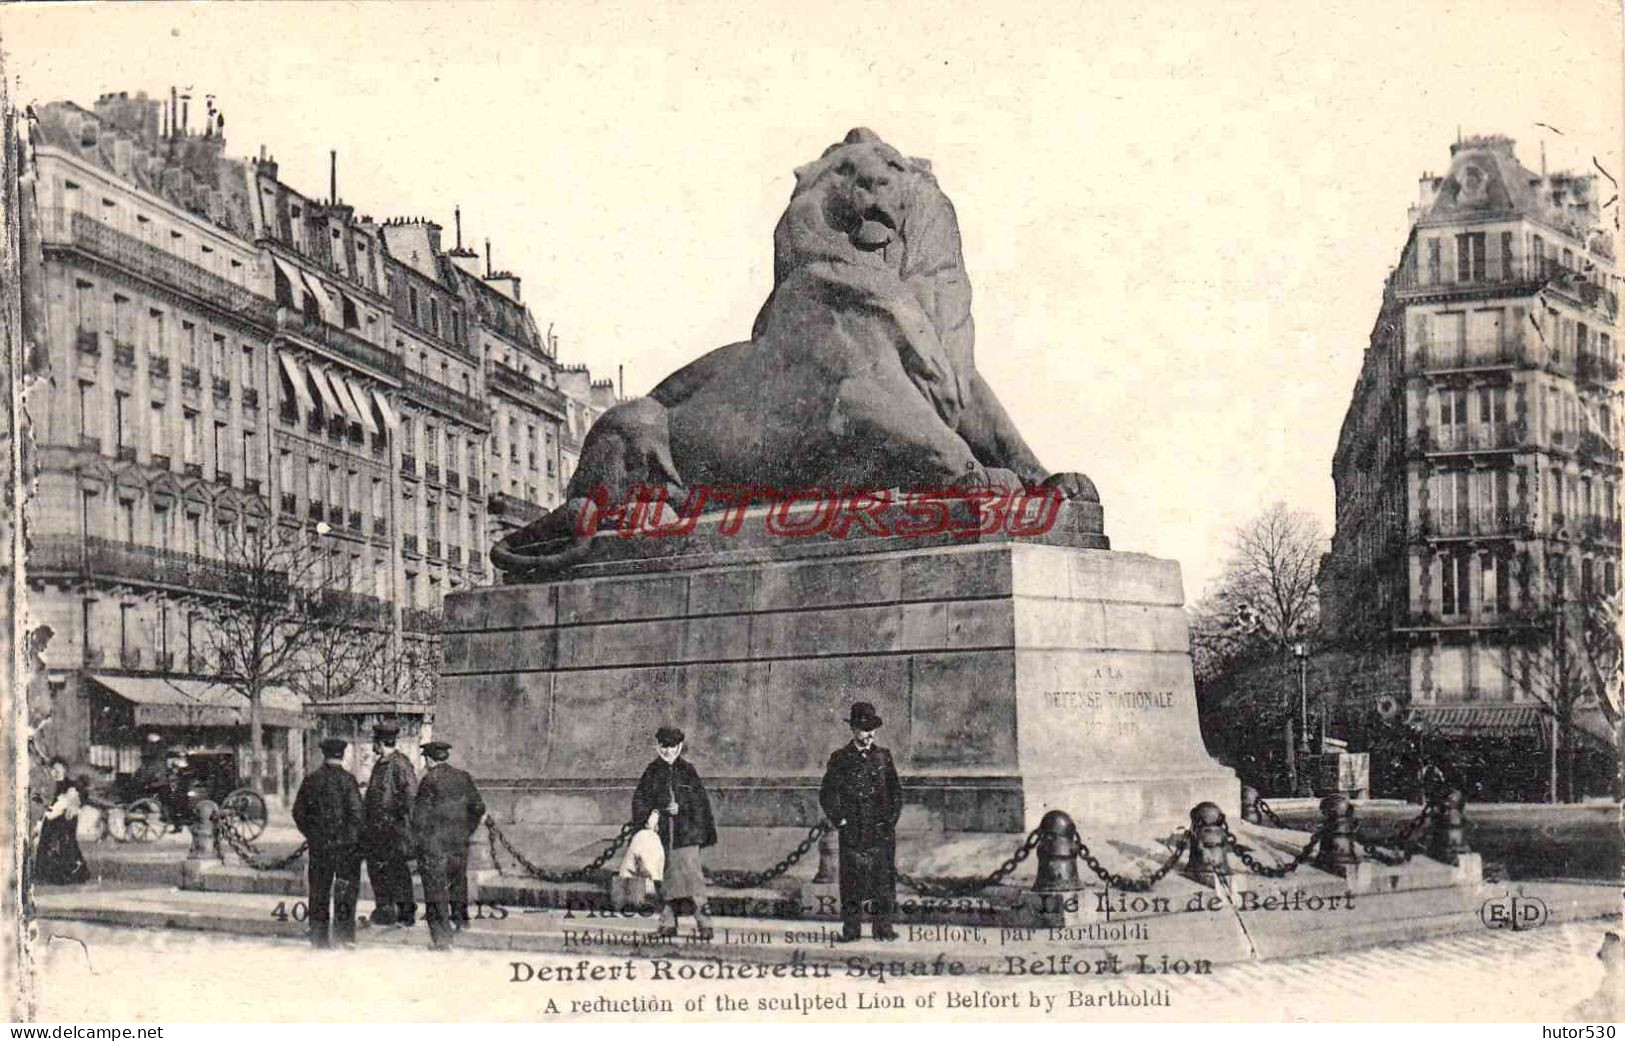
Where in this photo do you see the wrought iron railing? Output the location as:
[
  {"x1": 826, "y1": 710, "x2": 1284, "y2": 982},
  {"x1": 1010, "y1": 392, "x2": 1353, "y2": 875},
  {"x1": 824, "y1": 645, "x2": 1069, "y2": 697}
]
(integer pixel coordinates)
[
  {"x1": 38, "y1": 208, "x2": 277, "y2": 327},
  {"x1": 401, "y1": 370, "x2": 489, "y2": 428},
  {"x1": 273, "y1": 307, "x2": 404, "y2": 381},
  {"x1": 487, "y1": 359, "x2": 568, "y2": 415}
]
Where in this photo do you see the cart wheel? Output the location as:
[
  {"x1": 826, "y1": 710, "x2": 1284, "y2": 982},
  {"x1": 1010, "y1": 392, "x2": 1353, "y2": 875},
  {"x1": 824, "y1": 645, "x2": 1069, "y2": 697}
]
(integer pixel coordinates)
[
  {"x1": 222, "y1": 789, "x2": 268, "y2": 842},
  {"x1": 124, "y1": 798, "x2": 163, "y2": 843}
]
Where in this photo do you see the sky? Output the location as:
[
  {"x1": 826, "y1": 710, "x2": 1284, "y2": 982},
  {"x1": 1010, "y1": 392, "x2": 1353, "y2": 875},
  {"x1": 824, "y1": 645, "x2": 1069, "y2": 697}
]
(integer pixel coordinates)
[{"x1": 2, "y1": 0, "x2": 1618, "y2": 599}]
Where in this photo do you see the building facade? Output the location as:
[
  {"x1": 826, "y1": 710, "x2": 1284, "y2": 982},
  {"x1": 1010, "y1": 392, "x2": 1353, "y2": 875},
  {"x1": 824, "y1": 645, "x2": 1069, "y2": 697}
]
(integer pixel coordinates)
[
  {"x1": 1320, "y1": 134, "x2": 1620, "y2": 798},
  {"x1": 20, "y1": 90, "x2": 615, "y2": 793}
]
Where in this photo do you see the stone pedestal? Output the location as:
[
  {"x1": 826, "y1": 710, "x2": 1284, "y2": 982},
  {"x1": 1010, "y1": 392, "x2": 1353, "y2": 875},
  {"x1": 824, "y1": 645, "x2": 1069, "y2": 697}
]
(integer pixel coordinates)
[{"x1": 438, "y1": 503, "x2": 1235, "y2": 847}]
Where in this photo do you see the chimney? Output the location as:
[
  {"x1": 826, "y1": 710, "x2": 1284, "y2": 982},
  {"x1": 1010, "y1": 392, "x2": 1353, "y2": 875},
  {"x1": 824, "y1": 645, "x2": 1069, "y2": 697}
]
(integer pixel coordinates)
[
  {"x1": 170, "y1": 86, "x2": 177, "y2": 140},
  {"x1": 329, "y1": 149, "x2": 337, "y2": 205},
  {"x1": 485, "y1": 238, "x2": 492, "y2": 277},
  {"x1": 455, "y1": 206, "x2": 462, "y2": 250},
  {"x1": 180, "y1": 91, "x2": 189, "y2": 134}
]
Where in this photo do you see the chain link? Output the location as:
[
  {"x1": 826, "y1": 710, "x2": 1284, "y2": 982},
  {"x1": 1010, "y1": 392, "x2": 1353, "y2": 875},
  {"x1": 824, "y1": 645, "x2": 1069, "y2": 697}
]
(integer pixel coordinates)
[
  {"x1": 1223, "y1": 822, "x2": 1320, "y2": 878},
  {"x1": 1073, "y1": 829, "x2": 1191, "y2": 892},
  {"x1": 1253, "y1": 797, "x2": 1308, "y2": 832},
  {"x1": 896, "y1": 828, "x2": 1041, "y2": 898},
  {"x1": 213, "y1": 812, "x2": 308, "y2": 871},
  {"x1": 485, "y1": 818, "x2": 637, "y2": 884},
  {"x1": 707, "y1": 821, "x2": 830, "y2": 889},
  {"x1": 1362, "y1": 805, "x2": 1432, "y2": 866}
]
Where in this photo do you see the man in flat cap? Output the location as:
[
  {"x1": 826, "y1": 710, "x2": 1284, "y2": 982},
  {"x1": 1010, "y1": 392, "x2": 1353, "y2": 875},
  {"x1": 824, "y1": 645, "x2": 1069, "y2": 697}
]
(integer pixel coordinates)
[
  {"x1": 632, "y1": 726, "x2": 718, "y2": 940},
  {"x1": 293, "y1": 737, "x2": 364, "y2": 948},
  {"x1": 411, "y1": 740, "x2": 485, "y2": 951},
  {"x1": 820, "y1": 702, "x2": 902, "y2": 941},
  {"x1": 362, "y1": 722, "x2": 418, "y2": 927}
]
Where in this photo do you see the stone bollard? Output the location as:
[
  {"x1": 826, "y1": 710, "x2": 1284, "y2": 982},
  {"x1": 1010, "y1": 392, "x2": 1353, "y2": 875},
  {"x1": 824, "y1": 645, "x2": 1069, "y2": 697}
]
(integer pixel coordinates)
[
  {"x1": 811, "y1": 824, "x2": 840, "y2": 884},
  {"x1": 1032, "y1": 810, "x2": 1082, "y2": 892},
  {"x1": 1185, "y1": 802, "x2": 1229, "y2": 885},
  {"x1": 1314, "y1": 793, "x2": 1360, "y2": 872},
  {"x1": 1240, "y1": 786, "x2": 1261, "y2": 825},
  {"x1": 1428, "y1": 789, "x2": 1471, "y2": 865},
  {"x1": 188, "y1": 799, "x2": 218, "y2": 861}
]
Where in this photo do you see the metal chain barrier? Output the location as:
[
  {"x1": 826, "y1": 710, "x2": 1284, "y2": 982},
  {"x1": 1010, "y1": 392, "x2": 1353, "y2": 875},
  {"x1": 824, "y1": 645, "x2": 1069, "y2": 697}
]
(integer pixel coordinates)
[
  {"x1": 1223, "y1": 820, "x2": 1320, "y2": 878},
  {"x1": 1362, "y1": 805, "x2": 1432, "y2": 866},
  {"x1": 895, "y1": 827, "x2": 1041, "y2": 898},
  {"x1": 1253, "y1": 797, "x2": 1308, "y2": 831},
  {"x1": 1075, "y1": 829, "x2": 1191, "y2": 892},
  {"x1": 213, "y1": 812, "x2": 308, "y2": 871},
  {"x1": 706, "y1": 821, "x2": 831, "y2": 889},
  {"x1": 485, "y1": 818, "x2": 637, "y2": 884}
]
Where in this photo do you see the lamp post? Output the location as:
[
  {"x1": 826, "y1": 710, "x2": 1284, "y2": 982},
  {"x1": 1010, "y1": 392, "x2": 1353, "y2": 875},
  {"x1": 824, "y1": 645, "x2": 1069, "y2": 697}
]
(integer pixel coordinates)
[{"x1": 1293, "y1": 642, "x2": 1310, "y2": 796}]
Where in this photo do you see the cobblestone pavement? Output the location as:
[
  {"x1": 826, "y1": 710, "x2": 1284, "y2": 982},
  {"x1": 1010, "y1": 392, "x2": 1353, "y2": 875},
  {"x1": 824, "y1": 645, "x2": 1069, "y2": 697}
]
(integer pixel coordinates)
[{"x1": 21, "y1": 917, "x2": 1619, "y2": 1022}]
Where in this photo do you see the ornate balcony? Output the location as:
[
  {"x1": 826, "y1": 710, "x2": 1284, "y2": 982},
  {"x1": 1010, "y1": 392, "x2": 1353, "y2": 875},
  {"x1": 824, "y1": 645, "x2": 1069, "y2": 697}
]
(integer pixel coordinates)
[
  {"x1": 273, "y1": 307, "x2": 403, "y2": 382},
  {"x1": 1577, "y1": 352, "x2": 1620, "y2": 385},
  {"x1": 27, "y1": 534, "x2": 276, "y2": 597},
  {"x1": 487, "y1": 359, "x2": 569, "y2": 417},
  {"x1": 1418, "y1": 507, "x2": 1527, "y2": 540},
  {"x1": 401, "y1": 370, "x2": 489, "y2": 428},
  {"x1": 39, "y1": 209, "x2": 277, "y2": 328},
  {"x1": 1416, "y1": 422, "x2": 1525, "y2": 454}
]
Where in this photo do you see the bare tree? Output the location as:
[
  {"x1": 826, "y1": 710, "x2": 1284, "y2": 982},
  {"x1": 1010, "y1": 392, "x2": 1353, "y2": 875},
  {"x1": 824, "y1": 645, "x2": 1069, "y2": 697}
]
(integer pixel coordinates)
[
  {"x1": 1207, "y1": 502, "x2": 1325, "y2": 650},
  {"x1": 1505, "y1": 581, "x2": 1621, "y2": 802},
  {"x1": 189, "y1": 521, "x2": 382, "y2": 792}
]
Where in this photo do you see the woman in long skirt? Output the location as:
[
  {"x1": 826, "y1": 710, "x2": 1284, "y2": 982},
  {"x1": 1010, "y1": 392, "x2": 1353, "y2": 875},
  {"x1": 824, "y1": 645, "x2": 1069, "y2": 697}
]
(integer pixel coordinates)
[
  {"x1": 34, "y1": 757, "x2": 90, "y2": 885},
  {"x1": 632, "y1": 726, "x2": 718, "y2": 941}
]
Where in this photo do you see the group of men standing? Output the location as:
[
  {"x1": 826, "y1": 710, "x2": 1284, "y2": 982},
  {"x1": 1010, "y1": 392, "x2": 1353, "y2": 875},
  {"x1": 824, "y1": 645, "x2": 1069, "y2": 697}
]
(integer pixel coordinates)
[{"x1": 291, "y1": 724, "x2": 485, "y2": 951}]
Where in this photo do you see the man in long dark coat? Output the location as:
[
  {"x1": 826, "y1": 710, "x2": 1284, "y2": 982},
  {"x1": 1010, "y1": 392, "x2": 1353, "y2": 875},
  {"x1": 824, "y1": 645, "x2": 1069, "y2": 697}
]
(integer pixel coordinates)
[
  {"x1": 820, "y1": 702, "x2": 903, "y2": 942},
  {"x1": 411, "y1": 740, "x2": 486, "y2": 951},
  {"x1": 631, "y1": 726, "x2": 718, "y2": 940},
  {"x1": 292, "y1": 737, "x2": 364, "y2": 948},
  {"x1": 362, "y1": 722, "x2": 418, "y2": 927}
]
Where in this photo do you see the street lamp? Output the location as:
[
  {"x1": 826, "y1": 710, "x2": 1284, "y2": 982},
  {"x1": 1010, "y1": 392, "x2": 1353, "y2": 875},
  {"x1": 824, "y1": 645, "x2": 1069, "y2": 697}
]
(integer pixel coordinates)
[{"x1": 1293, "y1": 642, "x2": 1311, "y2": 796}]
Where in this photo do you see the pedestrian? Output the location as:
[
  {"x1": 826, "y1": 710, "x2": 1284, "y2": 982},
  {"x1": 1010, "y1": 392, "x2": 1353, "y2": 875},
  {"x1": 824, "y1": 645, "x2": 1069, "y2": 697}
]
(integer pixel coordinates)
[
  {"x1": 411, "y1": 740, "x2": 485, "y2": 951},
  {"x1": 362, "y1": 722, "x2": 418, "y2": 928},
  {"x1": 819, "y1": 702, "x2": 902, "y2": 942},
  {"x1": 33, "y1": 757, "x2": 90, "y2": 885},
  {"x1": 632, "y1": 726, "x2": 717, "y2": 940},
  {"x1": 292, "y1": 737, "x2": 364, "y2": 949}
]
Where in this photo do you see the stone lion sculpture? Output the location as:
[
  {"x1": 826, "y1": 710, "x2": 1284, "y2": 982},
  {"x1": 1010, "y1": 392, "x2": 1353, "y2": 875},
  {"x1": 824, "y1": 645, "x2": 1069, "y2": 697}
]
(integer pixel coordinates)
[{"x1": 493, "y1": 128, "x2": 1095, "y2": 576}]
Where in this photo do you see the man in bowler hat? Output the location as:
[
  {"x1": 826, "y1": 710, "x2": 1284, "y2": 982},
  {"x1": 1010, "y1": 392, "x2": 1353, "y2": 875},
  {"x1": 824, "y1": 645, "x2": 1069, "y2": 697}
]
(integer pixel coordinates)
[
  {"x1": 411, "y1": 740, "x2": 486, "y2": 951},
  {"x1": 293, "y1": 737, "x2": 364, "y2": 948},
  {"x1": 362, "y1": 722, "x2": 418, "y2": 927},
  {"x1": 819, "y1": 702, "x2": 902, "y2": 941}
]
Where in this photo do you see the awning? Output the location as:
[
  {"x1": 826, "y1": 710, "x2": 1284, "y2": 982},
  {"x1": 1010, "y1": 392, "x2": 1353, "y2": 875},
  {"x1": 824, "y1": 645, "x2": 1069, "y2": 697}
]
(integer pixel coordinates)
[
  {"x1": 372, "y1": 389, "x2": 401, "y2": 431},
  {"x1": 1407, "y1": 705, "x2": 1543, "y2": 738},
  {"x1": 305, "y1": 274, "x2": 342, "y2": 327},
  {"x1": 277, "y1": 353, "x2": 316, "y2": 417},
  {"x1": 323, "y1": 368, "x2": 366, "y2": 425},
  {"x1": 270, "y1": 255, "x2": 310, "y2": 308},
  {"x1": 344, "y1": 377, "x2": 380, "y2": 436},
  {"x1": 305, "y1": 365, "x2": 345, "y2": 419},
  {"x1": 88, "y1": 674, "x2": 311, "y2": 730}
]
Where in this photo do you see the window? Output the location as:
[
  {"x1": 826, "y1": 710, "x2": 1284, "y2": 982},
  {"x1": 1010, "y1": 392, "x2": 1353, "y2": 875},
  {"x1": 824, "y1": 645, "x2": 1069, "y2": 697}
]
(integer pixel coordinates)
[
  {"x1": 74, "y1": 280, "x2": 95, "y2": 332},
  {"x1": 1582, "y1": 557, "x2": 1594, "y2": 596},
  {"x1": 279, "y1": 450, "x2": 294, "y2": 493},
  {"x1": 1440, "y1": 552, "x2": 1469, "y2": 616},
  {"x1": 118, "y1": 499, "x2": 135, "y2": 543},
  {"x1": 186, "y1": 512, "x2": 201, "y2": 556},
  {"x1": 80, "y1": 489, "x2": 97, "y2": 537},
  {"x1": 150, "y1": 401, "x2": 165, "y2": 455},
  {"x1": 1456, "y1": 233, "x2": 1485, "y2": 283},
  {"x1": 1500, "y1": 232, "x2": 1513, "y2": 279},
  {"x1": 1427, "y1": 238, "x2": 1441, "y2": 283},
  {"x1": 114, "y1": 392, "x2": 130, "y2": 449},
  {"x1": 242, "y1": 430, "x2": 256, "y2": 480},
  {"x1": 119, "y1": 604, "x2": 132, "y2": 658},
  {"x1": 347, "y1": 470, "x2": 359, "y2": 510},
  {"x1": 241, "y1": 345, "x2": 255, "y2": 388},
  {"x1": 112, "y1": 295, "x2": 129, "y2": 344},
  {"x1": 1533, "y1": 236, "x2": 1546, "y2": 275},
  {"x1": 153, "y1": 504, "x2": 169, "y2": 550},
  {"x1": 430, "y1": 298, "x2": 440, "y2": 337},
  {"x1": 409, "y1": 286, "x2": 419, "y2": 325},
  {"x1": 213, "y1": 421, "x2": 227, "y2": 473},
  {"x1": 182, "y1": 411, "x2": 199, "y2": 463},
  {"x1": 371, "y1": 477, "x2": 384, "y2": 519},
  {"x1": 211, "y1": 334, "x2": 226, "y2": 375},
  {"x1": 1440, "y1": 388, "x2": 1467, "y2": 428},
  {"x1": 307, "y1": 455, "x2": 321, "y2": 504}
]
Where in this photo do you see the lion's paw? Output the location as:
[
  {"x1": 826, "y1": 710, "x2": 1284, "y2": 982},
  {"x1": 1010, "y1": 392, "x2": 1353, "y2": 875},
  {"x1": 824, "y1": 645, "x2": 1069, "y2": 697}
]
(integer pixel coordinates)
[{"x1": 1041, "y1": 471, "x2": 1099, "y2": 502}]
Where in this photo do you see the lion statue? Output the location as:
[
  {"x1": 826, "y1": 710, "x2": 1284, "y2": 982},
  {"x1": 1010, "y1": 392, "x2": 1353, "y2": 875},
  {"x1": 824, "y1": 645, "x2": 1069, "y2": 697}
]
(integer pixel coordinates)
[{"x1": 493, "y1": 127, "x2": 1095, "y2": 576}]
